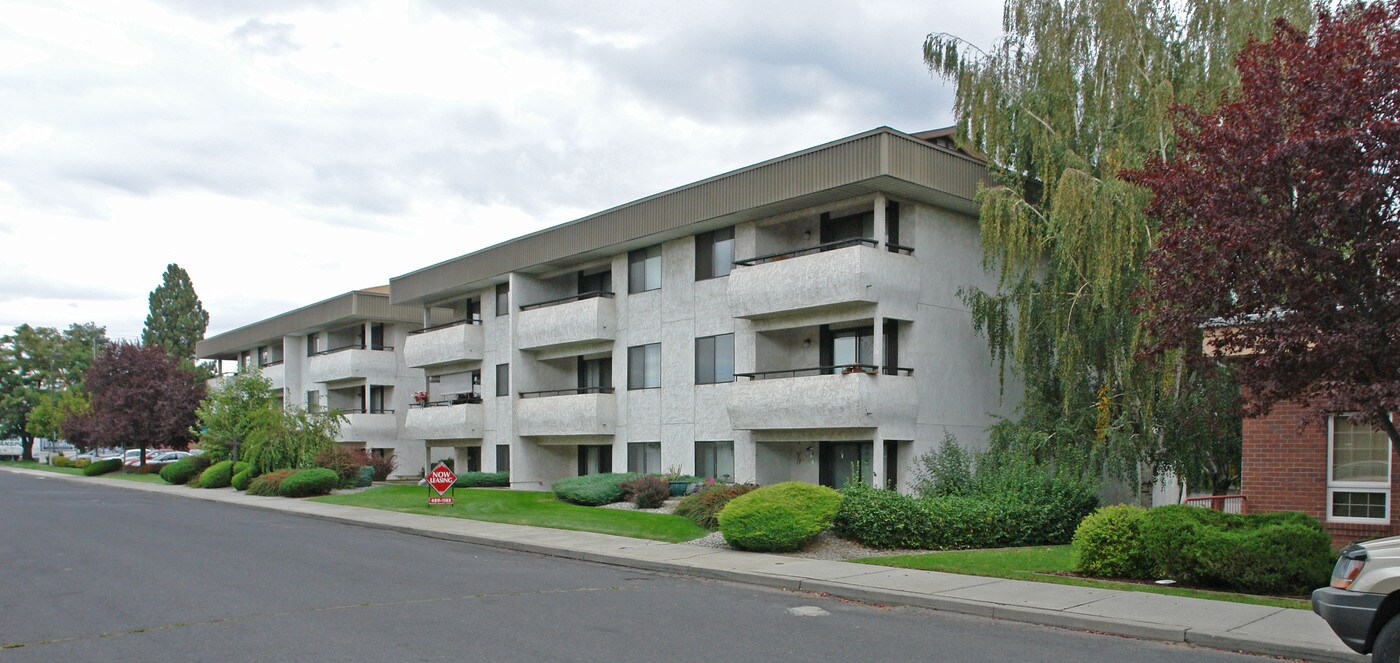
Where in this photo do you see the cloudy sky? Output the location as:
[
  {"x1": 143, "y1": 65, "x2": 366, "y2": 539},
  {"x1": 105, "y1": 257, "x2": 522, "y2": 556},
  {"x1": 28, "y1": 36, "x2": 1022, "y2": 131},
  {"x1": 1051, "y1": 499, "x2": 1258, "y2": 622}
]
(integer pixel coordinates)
[{"x1": 0, "y1": 0, "x2": 1003, "y2": 341}]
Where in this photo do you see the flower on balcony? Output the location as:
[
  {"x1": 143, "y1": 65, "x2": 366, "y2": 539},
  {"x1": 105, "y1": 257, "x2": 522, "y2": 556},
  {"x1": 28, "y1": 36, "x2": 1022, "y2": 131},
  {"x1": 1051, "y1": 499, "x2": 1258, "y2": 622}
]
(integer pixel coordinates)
[{"x1": 413, "y1": 391, "x2": 429, "y2": 404}]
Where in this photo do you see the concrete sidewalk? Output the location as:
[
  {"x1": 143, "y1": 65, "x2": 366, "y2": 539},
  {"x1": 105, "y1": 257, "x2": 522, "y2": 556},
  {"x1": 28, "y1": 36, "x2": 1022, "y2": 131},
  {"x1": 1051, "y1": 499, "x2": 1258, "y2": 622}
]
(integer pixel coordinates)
[{"x1": 4, "y1": 466, "x2": 1362, "y2": 663}]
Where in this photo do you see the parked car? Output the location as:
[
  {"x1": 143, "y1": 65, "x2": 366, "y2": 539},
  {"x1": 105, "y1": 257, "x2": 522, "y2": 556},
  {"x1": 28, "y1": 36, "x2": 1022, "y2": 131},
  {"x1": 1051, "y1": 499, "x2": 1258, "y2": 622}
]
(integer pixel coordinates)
[
  {"x1": 147, "y1": 451, "x2": 190, "y2": 465},
  {"x1": 1314, "y1": 536, "x2": 1400, "y2": 661}
]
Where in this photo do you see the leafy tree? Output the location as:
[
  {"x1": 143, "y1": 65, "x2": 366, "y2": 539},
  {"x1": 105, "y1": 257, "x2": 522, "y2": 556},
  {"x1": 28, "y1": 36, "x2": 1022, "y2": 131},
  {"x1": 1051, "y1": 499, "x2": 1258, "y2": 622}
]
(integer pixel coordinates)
[
  {"x1": 923, "y1": 0, "x2": 1314, "y2": 496},
  {"x1": 141, "y1": 263, "x2": 210, "y2": 362},
  {"x1": 193, "y1": 366, "x2": 278, "y2": 460},
  {"x1": 26, "y1": 388, "x2": 92, "y2": 450},
  {"x1": 0, "y1": 323, "x2": 107, "y2": 460},
  {"x1": 240, "y1": 405, "x2": 342, "y2": 475},
  {"x1": 1132, "y1": 3, "x2": 1400, "y2": 445},
  {"x1": 83, "y1": 342, "x2": 205, "y2": 466}
]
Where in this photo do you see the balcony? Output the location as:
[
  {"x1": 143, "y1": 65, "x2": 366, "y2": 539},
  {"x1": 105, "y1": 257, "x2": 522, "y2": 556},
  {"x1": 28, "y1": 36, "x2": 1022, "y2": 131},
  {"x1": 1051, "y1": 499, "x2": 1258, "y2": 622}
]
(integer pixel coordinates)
[
  {"x1": 514, "y1": 388, "x2": 617, "y2": 437},
  {"x1": 516, "y1": 292, "x2": 616, "y2": 352},
  {"x1": 727, "y1": 366, "x2": 916, "y2": 431},
  {"x1": 308, "y1": 345, "x2": 397, "y2": 384},
  {"x1": 260, "y1": 361, "x2": 285, "y2": 390},
  {"x1": 336, "y1": 411, "x2": 398, "y2": 443},
  {"x1": 404, "y1": 400, "x2": 485, "y2": 440},
  {"x1": 727, "y1": 239, "x2": 917, "y2": 319},
  {"x1": 404, "y1": 320, "x2": 484, "y2": 368}
]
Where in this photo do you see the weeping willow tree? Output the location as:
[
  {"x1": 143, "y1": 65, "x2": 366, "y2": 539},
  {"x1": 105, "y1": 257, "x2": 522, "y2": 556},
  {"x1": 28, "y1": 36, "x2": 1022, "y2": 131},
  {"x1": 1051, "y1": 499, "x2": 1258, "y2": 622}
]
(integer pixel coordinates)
[{"x1": 926, "y1": 0, "x2": 1317, "y2": 498}]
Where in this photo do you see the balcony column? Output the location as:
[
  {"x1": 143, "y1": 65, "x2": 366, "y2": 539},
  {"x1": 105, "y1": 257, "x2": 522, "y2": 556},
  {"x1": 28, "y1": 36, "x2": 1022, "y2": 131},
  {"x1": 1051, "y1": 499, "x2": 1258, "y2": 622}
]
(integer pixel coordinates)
[
  {"x1": 872, "y1": 313, "x2": 884, "y2": 373},
  {"x1": 872, "y1": 193, "x2": 887, "y2": 250},
  {"x1": 872, "y1": 433, "x2": 886, "y2": 490}
]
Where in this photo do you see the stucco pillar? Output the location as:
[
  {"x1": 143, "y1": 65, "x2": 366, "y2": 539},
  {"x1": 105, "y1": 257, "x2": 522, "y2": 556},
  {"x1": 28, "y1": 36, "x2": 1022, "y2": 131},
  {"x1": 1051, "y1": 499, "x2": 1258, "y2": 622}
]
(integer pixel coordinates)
[
  {"x1": 872, "y1": 193, "x2": 887, "y2": 249},
  {"x1": 872, "y1": 313, "x2": 884, "y2": 371},
  {"x1": 871, "y1": 434, "x2": 886, "y2": 490}
]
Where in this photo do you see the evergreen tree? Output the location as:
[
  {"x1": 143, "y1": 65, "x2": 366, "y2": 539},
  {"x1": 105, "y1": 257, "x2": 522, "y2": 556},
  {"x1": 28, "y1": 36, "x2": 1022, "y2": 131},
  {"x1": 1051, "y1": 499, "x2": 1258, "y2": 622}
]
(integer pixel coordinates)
[
  {"x1": 141, "y1": 263, "x2": 210, "y2": 361},
  {"x1": 924, "y1": 0, "x2": 1315, "y2": 496}
]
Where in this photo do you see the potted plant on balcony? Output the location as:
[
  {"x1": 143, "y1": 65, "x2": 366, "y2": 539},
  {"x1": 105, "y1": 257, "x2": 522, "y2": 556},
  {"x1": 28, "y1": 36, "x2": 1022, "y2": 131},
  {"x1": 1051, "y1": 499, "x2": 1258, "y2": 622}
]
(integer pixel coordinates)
[{"x1": 413, "y1": 391, "x2": 429, "y2": 406}]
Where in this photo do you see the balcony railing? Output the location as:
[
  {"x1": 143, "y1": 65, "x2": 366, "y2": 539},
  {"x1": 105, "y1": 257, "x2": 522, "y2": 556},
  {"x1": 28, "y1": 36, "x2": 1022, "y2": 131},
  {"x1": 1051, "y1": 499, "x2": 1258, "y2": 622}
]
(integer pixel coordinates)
[
  {"x1": 518, "y1": 387, "x2": 616, "y2": 399},
  {"x1": 259, "y1": 359, "x2": 285, "y2": 367},
  {"x1": 335, "y1": 408, "x2": 396, "y2": 415},
  {"x1": 886, "y1": 242, "x2": 915, "y2": 255},
  {"x1": 408, "y1": 318, "x2": 480, "y2": 335},
  {"x1": 1183, "y1": 494, "x2": 1248, "y2": 514},
  {"x1": 519, "y1": 291, "x2": 615, "y2": 312},
  {"x1": 733, "y1": 238, "x2": 877, "y2": 267},
  {"x1": 310, "y1": 343, "x2": 394, "y2": 356},
  {"x1": 410, "y1": 392, "x2": 484, "y2": 408},
  {"x1": 736, "y1": 365, "x2": 914, "y2": 380}
]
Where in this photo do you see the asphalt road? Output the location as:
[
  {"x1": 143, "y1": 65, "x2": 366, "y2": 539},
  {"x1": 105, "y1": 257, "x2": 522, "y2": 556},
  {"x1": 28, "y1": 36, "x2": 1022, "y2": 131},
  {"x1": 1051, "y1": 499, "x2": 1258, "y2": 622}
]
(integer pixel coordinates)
[{"x1": 0, "y1": 471, "x2": 1271, "y2": 662}]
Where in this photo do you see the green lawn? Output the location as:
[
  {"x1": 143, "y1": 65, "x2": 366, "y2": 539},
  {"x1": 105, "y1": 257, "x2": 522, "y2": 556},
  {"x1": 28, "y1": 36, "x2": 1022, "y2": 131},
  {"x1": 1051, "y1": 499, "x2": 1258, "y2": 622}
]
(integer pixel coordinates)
[
  {"x1": 1, "y1": 460, "x2": 166, "y2": 483},
  {"x1": 313, "y1": 485, "x2": 708, "y2": 543},
  {"x1": 857, "y1": 545, "x2": 1310, "y2": 610}
]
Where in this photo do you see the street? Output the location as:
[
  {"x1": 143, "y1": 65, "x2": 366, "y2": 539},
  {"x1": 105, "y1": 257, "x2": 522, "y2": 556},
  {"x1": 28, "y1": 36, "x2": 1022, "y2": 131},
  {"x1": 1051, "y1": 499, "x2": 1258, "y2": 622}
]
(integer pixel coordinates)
[{"x1": 0, "y1": 471, "x2": 1270, "y2": 662}]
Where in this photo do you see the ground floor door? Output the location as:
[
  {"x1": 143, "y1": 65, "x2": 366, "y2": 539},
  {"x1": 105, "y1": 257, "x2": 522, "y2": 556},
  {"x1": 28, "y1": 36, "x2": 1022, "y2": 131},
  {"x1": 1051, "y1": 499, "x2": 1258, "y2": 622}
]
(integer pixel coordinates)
[
  {"x1": 819, "y1": 441, "x2": 872, "y2": 488},
  {"x1": 577, "y1": 444, "x2": 612, "y2": 475}
]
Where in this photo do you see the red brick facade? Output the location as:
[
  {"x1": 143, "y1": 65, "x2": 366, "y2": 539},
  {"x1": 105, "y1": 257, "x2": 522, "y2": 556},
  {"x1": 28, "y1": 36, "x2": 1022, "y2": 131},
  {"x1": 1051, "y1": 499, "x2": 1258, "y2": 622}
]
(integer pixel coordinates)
[{"x1": 1243, "y1": 401, "x2": 1400, "y2": 548}]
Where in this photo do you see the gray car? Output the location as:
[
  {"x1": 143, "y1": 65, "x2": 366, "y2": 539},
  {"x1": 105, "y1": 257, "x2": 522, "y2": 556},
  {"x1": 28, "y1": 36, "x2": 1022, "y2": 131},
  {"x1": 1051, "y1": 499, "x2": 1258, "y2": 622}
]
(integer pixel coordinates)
[{"x1": 1314, "y1": 537, "x2": 1400, "y2": 661}]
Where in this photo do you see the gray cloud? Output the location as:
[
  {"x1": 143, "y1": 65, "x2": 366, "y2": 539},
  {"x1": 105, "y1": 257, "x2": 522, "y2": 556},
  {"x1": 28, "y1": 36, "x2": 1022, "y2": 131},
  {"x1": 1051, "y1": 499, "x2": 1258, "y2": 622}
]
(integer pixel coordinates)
[
  {"x1": 0, "y1": 271, "x2": 132, "y2": 303},
  {"x1": 230, "y1": 19, "x2": 302, "y2": 56}
]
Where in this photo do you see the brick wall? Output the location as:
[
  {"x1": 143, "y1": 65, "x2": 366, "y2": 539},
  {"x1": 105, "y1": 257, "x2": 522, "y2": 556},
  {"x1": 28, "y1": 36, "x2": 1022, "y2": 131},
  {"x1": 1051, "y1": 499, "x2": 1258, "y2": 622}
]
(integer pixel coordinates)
[{"x1": 1243, "y1": 401, "x2": 1400, "y2": 548}]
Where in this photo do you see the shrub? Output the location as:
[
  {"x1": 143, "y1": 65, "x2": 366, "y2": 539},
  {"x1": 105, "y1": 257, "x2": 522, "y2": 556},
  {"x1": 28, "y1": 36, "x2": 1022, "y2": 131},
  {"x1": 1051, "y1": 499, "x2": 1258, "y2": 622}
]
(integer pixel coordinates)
[
  {"x1": 1072, "y1": 505, "x2": 1150, "y2": 578},
  {"x1": 51, "y1": 455, "x2": 73, "y2": 468},
  {"x1": 910, "y1": 432, "x2": 974, "y2": 497},
  {"x1": 127, "y1": 462, "x2": 162, "y2": 474},
  {"x1": 718, "y1": 482, "x2": 842, "y2": 552},
  {"x1": 620, "y1": 475, "x2": 670, "y2": 509},
  {"x1": 240, "y1": 405, "x2": 340, "y2": 475},
  {"x1": 674, "y1": 483, "x2": 758, "y2": 530},
  {"x1": 278, "y1": 468, "x2": 339, "y2": 498},
  {"x1": 247, "y1": 469, "x2": 297, "y2": 496},
  {"x1": 1139, "y1": 505, "x2": 1331, "y2": 595},
  {"x1": 231, "y1": 467, "x2": 256, "y2": 491},
  {"x1": 315, "y1": 446, "x2": 368, "y2": 489},
  {"x1": 83, "y1": 458, "x2": 122, "y2": 476},
  {"x1": 198, "y1": 460, "x2": 236, "y2": 489},
  {"x1": 159, "y1": 454, "x2": 212, "y2": 485},
  {"x1": 552, "y1": 473, "x2": 639, "y2": 506},
  {"x1": 454, "y1": 471, "x2": 509, "y2": 488},
  {"x1": 72, "y1": 458, "x2": 90, "y2": 469},
  {"x1": 354, "y1": 465, "x2": 375, "y2": 487},
  {"x1": 366, "y1": 453, "x2": 397, "y2": 481}
]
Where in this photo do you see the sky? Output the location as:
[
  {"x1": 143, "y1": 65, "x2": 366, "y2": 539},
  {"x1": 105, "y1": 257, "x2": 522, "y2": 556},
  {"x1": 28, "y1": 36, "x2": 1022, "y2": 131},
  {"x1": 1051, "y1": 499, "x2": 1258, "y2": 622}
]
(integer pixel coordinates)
[{"x1": 0, "y1": 0, "x2": 1004, "y2": 342}]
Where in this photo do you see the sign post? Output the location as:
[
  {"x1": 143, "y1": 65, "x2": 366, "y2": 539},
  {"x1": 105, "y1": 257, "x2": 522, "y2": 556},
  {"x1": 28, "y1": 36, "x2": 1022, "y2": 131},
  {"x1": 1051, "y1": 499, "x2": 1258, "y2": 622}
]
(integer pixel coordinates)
[{"x1": 427, "y1": 461, "x2": 456, "y2": 506}]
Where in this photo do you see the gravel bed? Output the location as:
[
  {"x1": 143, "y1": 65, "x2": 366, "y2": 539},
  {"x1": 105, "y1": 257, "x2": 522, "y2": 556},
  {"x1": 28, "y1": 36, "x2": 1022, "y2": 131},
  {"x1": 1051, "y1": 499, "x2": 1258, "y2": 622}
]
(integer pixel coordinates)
[{"x1": 598, "y1": 498, "x2": 680, "y2": 515}]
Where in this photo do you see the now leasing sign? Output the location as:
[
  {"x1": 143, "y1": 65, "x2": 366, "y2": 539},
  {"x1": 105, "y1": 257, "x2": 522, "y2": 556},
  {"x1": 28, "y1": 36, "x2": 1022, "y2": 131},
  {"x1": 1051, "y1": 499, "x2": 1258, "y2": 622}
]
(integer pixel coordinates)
[{"x1": 427, "y1": 462, "x2": 456, "y2": 505}]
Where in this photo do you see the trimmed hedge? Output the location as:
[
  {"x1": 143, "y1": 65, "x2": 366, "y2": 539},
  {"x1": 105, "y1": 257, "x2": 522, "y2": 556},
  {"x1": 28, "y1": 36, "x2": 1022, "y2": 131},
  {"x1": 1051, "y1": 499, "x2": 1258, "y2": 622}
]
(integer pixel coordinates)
[
  {"x1": 199, "y1": 460, "x2": 236, "y2": 489},
  {"x1": 278, "y1": 468, "x2": 339, "y2": 498},
  {"x1": 1138, "y1": 506, "x2": 1331, "y2": 595},
  {"x1": 83, "y1": 458, "x2": 123, "y2": 476},
  {"x1": 1072, "y1": 505, "x2": 1150, "y2": 578},
  {"x1": 833, "y1": 483, "x2": 1099, "y2": 550},
  {"x1": 552, "y1": 473, "x2": 639, "y2": 506},
  {"x1": 231, "y1": 467, "x2": 256, "y2": 491},
  {"x1": 718, "y1": 482, "x2": 842, "y2": 552},
  {"x1": 73, "y1": 458, "x2": 91, "y2": 469},
  {"x1": 674, "y1": 483, "x2": 757, "y2": 530},
  {"x1": 247, "y1": 469, "x2": 296, "y2": 496},
  {"x1": 454, "y1": 471, "x2": 509, "y2": 488},
  {"x1": 52, "y1": 455, "x2": 74, "y2": 468},
  {"x1": 160, "y1": 454, "x2": 212, "y2": 485}
]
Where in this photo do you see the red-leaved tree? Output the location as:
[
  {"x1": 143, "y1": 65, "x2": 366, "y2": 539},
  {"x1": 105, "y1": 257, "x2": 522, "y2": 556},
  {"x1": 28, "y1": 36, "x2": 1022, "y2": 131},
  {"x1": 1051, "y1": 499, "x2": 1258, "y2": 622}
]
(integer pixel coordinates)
[
  {"x1": 82, "y1": 342, "x2": 205, "y2": 465},
  {"x1": 1130, "y1": 2, "x2": 1400, "y2": 444}
]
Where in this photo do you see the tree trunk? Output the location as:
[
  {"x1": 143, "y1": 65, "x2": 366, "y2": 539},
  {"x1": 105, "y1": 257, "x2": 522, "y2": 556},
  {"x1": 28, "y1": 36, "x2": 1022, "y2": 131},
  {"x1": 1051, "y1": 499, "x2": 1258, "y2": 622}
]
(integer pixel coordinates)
[{"x1": 20, "y1": 432, "x2": 34, "y2": 462}]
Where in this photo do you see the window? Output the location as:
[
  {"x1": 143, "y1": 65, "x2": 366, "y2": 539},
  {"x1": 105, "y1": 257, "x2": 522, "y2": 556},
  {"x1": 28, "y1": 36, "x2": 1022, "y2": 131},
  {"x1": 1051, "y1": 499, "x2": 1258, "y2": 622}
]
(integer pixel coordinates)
[
  {"x1": 577, "y1": 445, "x2": 612, "y2": 475},
  {"x1": 495, "y1": 363, "x2": 510, "y2": 397},
  {"x1": 306, "y1": 390, "x2": 320, "y2": 413},
  {"x1": 695, "y1": 227, "x2": 735, "y2": 280},
  {"x1": 464, "y1": 446, "x2": 482, "y2": 473},
  {"x1": 496, "y1": 444, "x2": 511, "y2": 473},
  {"x1": 628, "y1": 245, "x2": 662, "y2": 293},
  {"x1": 695, "y1": 441, "x2": 734, "y2": 482},
  {"x1": 257, "y1": 346, "x2": 269, "y2": 367},
  {"x1": 496, "y1": 282, "x2": 510, "y2": 317},
  {"x1": 369, "y1": 386, "x2": 388, "y2": 413},
  {"x1": 465, "y1": 297, "x2": 482, "y2": 324},
  {"x1": 578, "y1": 267, "x2": 612, "y2": 294},
  {"x1": 1329, "y1": 414, "x2": 1392, "y2": 522},
  {"x1": 820, "y1": 325, "x2": 874, "y2": 372},
  {"x1": 628, "y1": 343, "x2": 661, "y2": 390},
  {"x1": 306, "y1": 332, "x2": 319, "y2": 356},
  {"x1": 695, "y1": 334, "x2": 734, "y2": 384},
  {"x1": 370, "y1": 323, "x2": 385, "y2": 350},
  {"x1": 628, "y1": 442, "x2": 662, "y2": 474},
  {"x1": 577, "y1": 356, "x2": 612, "y2": 391}
]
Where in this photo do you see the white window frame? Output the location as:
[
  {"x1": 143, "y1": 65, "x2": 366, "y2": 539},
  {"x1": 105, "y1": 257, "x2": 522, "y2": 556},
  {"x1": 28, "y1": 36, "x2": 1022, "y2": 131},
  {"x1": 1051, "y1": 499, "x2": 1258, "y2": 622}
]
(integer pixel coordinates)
[{"x1": 1327, "y1": 413, "x2": 1392, "y2": 524}]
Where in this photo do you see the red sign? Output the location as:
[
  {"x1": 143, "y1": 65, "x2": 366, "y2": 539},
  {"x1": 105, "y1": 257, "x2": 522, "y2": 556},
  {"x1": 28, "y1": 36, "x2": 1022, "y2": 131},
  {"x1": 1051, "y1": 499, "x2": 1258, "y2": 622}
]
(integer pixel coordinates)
[
  {"x1": 427, "y1": 462, "x2": 456, "y2": 496},
  {"x1": 429, "y1": 496, "x2": 454, "y2": 505}
]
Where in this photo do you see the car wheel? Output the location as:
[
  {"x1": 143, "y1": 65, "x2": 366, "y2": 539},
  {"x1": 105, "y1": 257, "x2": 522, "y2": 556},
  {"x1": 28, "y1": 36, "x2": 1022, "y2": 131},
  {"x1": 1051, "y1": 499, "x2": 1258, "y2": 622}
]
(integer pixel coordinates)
[{"x1": 1376, "y1": 613, "x2": 1400, "y2": 663}]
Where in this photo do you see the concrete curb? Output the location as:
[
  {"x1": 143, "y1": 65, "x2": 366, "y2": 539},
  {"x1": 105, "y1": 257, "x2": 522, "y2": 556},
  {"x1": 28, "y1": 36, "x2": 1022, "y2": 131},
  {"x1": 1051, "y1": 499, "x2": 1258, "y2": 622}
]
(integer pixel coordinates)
[{"x1": 4, "y1": 467, "x2": 1365, "y2": 663}]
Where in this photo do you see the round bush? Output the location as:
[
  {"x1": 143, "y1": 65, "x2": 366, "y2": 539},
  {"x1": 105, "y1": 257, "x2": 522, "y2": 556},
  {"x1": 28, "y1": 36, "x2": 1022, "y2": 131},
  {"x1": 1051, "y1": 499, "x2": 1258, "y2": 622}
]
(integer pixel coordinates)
[
  {"x1": 199, "y1": 460, "x2": 236, "y2": 489},
  {"x1": 1072, "y1": 505, "x2": 1149, "y2": 578},
  {"x1": 552, "y1": 473, "x2": 639, "y2": 506},
  {"x1": 247, "y1": 469, "x2": 296, "y2": 496},
  {"x1": 278, "y1": 468, "x2": 339, "y2": 498},
  {"x1": 83, "y1": 458, "x2": 123, "y2": 476},
  {"x1": 1140, "y1": 505, "x2": 1332, "y2": 594},
  {"x1": 231, "y1": 467, "x2": 256, "y2": 491},
  {"x1": 718, "y1": 482, "x2": 842, "y2": 552},
  {"x1": 674, "y1": 483, "x2": 758, "y2": 530},
  {"x1": 353, "y1": 465, "x2": 374, "y2": 488},
  {"x1": 620, "y1": 475, "x2": 670, "y2": 509},
  {"x1": 52, "y1": 455, "x2": 73, "y2": 468},
  {"x1": 159, "y1": 454, "x2": 212, "y2": 485}
]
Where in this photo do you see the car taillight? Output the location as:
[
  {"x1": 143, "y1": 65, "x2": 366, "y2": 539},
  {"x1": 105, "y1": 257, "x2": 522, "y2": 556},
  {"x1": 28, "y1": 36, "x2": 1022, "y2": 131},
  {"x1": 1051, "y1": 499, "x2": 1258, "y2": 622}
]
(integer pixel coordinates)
[{"x1": 1332, "y1": 545, "x2": 1368, "y2": 590}]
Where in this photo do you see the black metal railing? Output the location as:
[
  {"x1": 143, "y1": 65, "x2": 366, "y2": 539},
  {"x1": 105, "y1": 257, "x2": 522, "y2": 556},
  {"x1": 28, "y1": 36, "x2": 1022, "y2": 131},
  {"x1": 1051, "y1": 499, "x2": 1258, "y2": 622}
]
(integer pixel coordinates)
[
  {"x1": 518, "y1": 291, "x2": 615, "y2": 312},
  {"x1": 410, "y1": 392, "x2": 484, "y2": 408},
  {"x1": 734, "y1": 364, "x2": 913, "y2": 380},
  {"x1": 518, "y1": 387, "x2": 616, "y2": 399},
  {"x1": 408, "y1": 318, "x2": 481, "y2": 335},
  {"x1": 886, "y1": 242, "x2": 915, "y2": 255},
  {"x1": 337, "y1": 408, "x2": 396, "y2": 415},
  {"x1": 733, "y1": 238, "x2": 877, "y2": 267},
  {"x1": 259, "y1": 359, "x2": 284, "y2": 367},
  {"x1": 309, "y1": 343, "x2": 394, "y2": 356}
]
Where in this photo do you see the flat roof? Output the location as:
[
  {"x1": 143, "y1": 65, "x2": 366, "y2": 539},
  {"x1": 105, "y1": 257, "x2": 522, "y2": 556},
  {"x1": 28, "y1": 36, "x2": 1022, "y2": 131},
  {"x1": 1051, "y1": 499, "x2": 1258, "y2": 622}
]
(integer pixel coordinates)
[
  {"x1": 389, "y1": 126, "x2": 987, "y2": 306},
  {"x1": 196, "y1": 287, "x2": 441, "y2": 359}
]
